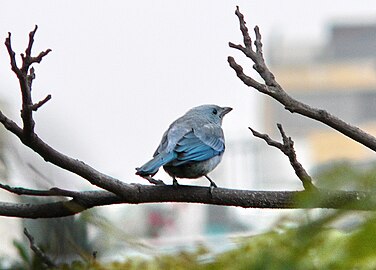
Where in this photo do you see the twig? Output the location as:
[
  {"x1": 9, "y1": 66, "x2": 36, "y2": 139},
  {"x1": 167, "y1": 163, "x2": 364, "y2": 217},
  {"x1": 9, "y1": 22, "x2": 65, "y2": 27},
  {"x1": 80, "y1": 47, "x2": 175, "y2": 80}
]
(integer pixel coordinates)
[
  {"x1": 249, "y1": 124, "x2": 316, "y2": 190},
  {"x1": 228, "y1": 6, "x2": 376, "y2": 152},
  {"x1": 4, "y1": 32, "x2": 22, "y2": 77},
  {"x1": 30, "y1": 94, "x2": 52, "y2": 111},
  {"x1": 21, "y1": 25, "x2": 52, "y2": 72},
  {"x1": 234, "y1": 6, "x2": 252, "y2": 49},
  {"x1": 4, "y1": 25, "x2": 51, "y2": 137},
  {"x1": 0, "y1": 182, "x2": 80, "y2": 198},
  {"x1": 24, "y1": 228, "x2": 56, "y2": 268}
]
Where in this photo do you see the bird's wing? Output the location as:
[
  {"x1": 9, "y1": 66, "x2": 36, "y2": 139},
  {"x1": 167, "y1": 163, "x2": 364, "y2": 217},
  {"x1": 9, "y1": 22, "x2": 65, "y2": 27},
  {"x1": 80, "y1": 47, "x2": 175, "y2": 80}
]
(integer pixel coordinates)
[
  {"x1": 153, "y1": 119, "x2": 193, "y2": 156},
  {"x1": 194, "y1": 124, "x2": 225, "y2": 152},
  {"x1": 153, "y1": 130, "x2": 169, "y2": 157},
  {"x1": 172, "y1": 125, "x2": 224, "y2": 166}
]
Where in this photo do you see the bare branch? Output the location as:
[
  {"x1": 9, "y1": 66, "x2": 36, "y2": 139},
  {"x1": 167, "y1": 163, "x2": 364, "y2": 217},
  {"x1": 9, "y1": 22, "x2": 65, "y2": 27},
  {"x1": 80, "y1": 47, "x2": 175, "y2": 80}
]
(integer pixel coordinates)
[
  {"x1": 254, "y1": 26, "x2": 263, "y2": 56},
  {"x1": 21, "y1": 25, "x2": 52, "y2": 73},
  {"x1": 228, "y1": 42, "x2": 246, "y2": 54},
  {"x1": 30, "y1": 94, "x2": 51, "y2": 111},
  {"x1": 234, "y1": 6, "x2": 252, "y2": 49},
  {"x1": 250, "y1": 124, "x2": 316, "y2": 190},
  {"x1": 0, "y1": 109, "x2": 130, "y2": 198},
  {"x1": 227, "y1": 56, "x2": 265, "y2": 91},
  {"x1": 229, "y1": 7, "x2": 376, "y2": 152},
  {"x1": 0, "y1": 182, "x2": 81, "y2": 198},
  {"x1": 24, "y1": 228, "x2": 56, "y2": 268},
  {"x1": 2, "y1": 27, "x2": 132, "y2": 198},
  {"x1": 249, "y1": 127, "x2": 283, "y2": 149},
  {"x1": 5, "y1": 25, "x2": 51, "y2": 138},
  {"x1": 4, "y1": 32, "x2": 22, "y2": 78},
  {"x1": 0, "y1": 186, "x2": 374, "y2": 219},
  {"x1": 24, "y1": 25, "x2": 38, "y2": 62}
]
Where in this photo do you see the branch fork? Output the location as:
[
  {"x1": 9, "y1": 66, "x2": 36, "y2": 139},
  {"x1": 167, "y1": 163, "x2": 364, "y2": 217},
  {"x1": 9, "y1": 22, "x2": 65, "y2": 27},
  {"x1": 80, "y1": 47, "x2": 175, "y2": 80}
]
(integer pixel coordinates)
[
  {"x1": 1, "y1": 26, "x2": 132, "y2": 199},
  {"x1": 228, "y1": 6, "x2": 376, "y2": 152},
  {"x1": 4, "y1": 25, "x2": 52, "y2": 137},
  {"x1": 250, "y1": 124, "x2": 316, "y2": 191}
]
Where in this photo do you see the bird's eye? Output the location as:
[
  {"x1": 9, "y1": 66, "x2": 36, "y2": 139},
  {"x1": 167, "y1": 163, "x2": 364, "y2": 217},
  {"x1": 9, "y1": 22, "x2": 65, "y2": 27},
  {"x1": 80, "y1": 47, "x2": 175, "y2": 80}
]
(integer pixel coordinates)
[{"x1": 212, "y1": 109, "x2": 218, "y2": 115}]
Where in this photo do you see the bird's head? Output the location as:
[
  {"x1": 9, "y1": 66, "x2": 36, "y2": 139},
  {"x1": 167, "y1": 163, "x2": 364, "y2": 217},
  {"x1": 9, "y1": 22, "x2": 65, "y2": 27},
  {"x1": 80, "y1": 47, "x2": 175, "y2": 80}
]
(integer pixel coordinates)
[{"x1": 189, "y1": 104, "x2": 232, "y2": 125}]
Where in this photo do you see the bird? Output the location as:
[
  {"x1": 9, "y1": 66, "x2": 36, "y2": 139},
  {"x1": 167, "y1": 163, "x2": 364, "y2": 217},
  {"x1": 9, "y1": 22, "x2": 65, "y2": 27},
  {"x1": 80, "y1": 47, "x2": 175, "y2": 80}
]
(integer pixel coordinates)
[{"x1": 135, "y1": 104, "x2": 232, "y2": 188}]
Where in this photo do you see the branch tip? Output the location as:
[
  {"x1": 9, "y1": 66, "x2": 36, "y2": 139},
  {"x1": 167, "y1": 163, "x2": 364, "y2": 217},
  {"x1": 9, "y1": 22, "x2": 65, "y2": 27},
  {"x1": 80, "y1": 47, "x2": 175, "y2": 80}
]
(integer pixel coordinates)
[
  {"x1": 25, "y1": 25, "x2": 38, "y2": 57},
  {"x1": 31, "y1": 94, "x2": 52, "y2": 111},
  {"x1": 254, "y1": 25, "x2": 261, "y2": 36},
  {"x1": 277, "y1": 123, "x2": 287, "y2": 139}
]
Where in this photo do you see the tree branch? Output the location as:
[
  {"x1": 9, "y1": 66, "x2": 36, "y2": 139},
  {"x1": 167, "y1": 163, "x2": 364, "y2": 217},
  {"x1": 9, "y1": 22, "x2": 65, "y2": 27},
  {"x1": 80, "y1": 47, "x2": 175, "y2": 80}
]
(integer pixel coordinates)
[
  {"x1": 30, "y1": 94, "x2": 51, "y2": 111},
  {"x1": 1, "y1": 26, "x2": 167, "y2": 199},
  {"x1": 0, "y1": 182, "x2": 81, "y2": 198},
  {"x1": 21, "y1": 25, "x2": 52, "y2": 72},
  {"x1": 4, "y1": 25, "x2": 51, "y2": 138},
  {"x1": 250, "y1": 124, "x2": 316, "y2": 191},
  {"x1": 0, "y1": 110, "x2": 130, "y2": 198},
  {"x1": 228, "y1": 6, "x2": 376, "y2": 152},
  {"x1": 0, "y1": 185, "x2": 374, "y2": 219}
]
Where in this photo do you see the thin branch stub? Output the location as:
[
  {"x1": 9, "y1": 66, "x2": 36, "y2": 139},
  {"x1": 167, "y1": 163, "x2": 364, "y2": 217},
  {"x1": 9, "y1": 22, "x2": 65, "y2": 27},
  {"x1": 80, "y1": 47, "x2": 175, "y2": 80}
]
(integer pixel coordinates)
[{"x1": 24, "y1": 228, "x2": 56, "y2": 268}]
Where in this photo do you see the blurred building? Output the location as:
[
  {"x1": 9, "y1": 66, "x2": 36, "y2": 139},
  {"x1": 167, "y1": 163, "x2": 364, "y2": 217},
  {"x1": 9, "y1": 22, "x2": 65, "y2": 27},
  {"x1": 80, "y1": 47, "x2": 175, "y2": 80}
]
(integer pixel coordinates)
[{"x1": 265, "y1": 22, "x2": 376, "y2": 168}]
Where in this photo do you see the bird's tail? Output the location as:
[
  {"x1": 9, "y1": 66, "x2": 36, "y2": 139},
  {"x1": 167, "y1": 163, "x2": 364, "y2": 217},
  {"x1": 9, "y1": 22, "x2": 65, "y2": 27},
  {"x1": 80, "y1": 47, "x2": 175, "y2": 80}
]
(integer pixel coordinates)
[{"x1": 136, "y1": 152, "x2": 176, "y2": 176}]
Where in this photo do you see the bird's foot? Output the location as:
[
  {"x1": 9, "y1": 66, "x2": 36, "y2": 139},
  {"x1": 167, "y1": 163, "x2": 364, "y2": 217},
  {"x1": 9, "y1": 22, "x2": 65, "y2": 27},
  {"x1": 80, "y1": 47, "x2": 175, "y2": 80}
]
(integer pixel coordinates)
[
  {"x1": 210, "y1": 181, "x2": 217, "y2": 188},
  {"x1": 209, "y1": 182, "x2": 218, "y2": 196},
  {"x1": 205, "y1": 175, "x2": 217, "y2": 188},
  {"x1": 205, "y1": 175, "x2": 217, "y2": 196},
  {"x1": 172, "y1": 177, "x2": 180, "y2": 187},
  {"x1": 144, "y1": 176, "x2": 166, "y2": 186}
]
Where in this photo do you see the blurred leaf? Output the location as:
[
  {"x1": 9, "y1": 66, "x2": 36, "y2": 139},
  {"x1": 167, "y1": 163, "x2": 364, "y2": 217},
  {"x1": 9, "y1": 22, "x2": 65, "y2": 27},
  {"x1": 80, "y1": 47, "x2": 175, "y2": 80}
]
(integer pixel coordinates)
[
  {"x1": 344, "y1": 215, "x2": 376, "y2": 268},
  {"x1": 315, "y1": 161, "x2": 376, "y2": 191},
  {"x1": 13, "y1": 240, "x2": 31, "y2": 265}
]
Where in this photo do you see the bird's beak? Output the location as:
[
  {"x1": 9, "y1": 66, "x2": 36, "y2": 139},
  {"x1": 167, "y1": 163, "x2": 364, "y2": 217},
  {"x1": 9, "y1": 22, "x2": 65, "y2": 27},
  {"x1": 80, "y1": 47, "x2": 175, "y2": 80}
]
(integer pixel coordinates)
[{"x1": 220, "y1": 107, "x2": 233, "y2": 117}]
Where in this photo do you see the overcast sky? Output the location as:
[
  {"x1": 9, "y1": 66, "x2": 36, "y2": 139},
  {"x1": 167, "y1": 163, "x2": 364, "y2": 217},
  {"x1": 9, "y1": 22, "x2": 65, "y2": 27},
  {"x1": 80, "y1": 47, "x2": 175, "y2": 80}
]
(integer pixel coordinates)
[{"x1": 0, "y1": 1, "x2": 375, "y2": 186}]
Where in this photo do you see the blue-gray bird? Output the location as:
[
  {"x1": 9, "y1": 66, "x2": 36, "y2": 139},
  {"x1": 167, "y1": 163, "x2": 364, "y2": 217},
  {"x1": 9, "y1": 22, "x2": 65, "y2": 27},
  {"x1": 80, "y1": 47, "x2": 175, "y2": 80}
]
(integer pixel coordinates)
[{"x1": 136, "y1": 104, "x2": 232, "y2": 187}]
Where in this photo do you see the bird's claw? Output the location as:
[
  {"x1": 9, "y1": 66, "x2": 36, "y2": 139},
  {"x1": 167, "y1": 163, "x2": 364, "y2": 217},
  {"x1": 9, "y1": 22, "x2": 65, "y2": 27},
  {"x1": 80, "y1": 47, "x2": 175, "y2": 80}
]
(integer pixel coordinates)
[
  {"x1": 172, "y1": 178, "x2": 180, "y2": 187},
  {"x1": 144, "y1": 176, "x2": 166, "y2": 186},
  {"x1": 204, "y1": 175, "x2": 217, "y2": 196},
  {"x1": 209, "y1": 182, "x2": 217, "y2": 196}
]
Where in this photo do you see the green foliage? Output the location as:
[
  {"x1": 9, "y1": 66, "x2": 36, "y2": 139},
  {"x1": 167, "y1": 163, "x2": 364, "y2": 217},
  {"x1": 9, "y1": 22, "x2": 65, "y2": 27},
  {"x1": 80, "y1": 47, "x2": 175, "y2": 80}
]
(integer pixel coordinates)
[
  {"x1": 8, "y1": 213, "x2": 371, "y2": 270},
  {"x1": 314, "y1": 161, "x2": 376, "y2": 191},
  {"x1": 9, "y1": 240, "x2": 50, "y2": 270}
]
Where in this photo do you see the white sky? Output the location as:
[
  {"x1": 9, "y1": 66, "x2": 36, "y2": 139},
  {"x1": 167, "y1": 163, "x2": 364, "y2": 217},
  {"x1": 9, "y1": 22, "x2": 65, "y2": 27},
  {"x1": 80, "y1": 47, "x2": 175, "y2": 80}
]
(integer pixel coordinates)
[{"x1": 0, "y1": 1, "x2": 375, "y2": 185}]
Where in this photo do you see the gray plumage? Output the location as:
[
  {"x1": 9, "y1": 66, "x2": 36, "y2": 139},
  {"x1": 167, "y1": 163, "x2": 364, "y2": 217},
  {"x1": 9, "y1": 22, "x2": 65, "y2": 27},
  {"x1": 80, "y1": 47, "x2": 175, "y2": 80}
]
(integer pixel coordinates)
[{"x1": 136, "y1": 104, "x2": 232, "y2": 187}]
